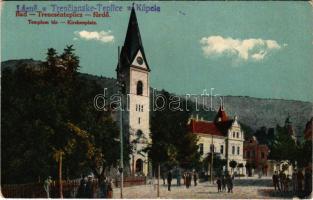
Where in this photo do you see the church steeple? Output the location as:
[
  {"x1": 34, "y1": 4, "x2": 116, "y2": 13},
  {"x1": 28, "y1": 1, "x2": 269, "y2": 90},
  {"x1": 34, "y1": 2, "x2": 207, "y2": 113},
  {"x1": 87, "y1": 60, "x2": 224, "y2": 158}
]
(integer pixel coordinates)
[{"x1": 117, "y1": 6, "x2": 150, "y2": 72}]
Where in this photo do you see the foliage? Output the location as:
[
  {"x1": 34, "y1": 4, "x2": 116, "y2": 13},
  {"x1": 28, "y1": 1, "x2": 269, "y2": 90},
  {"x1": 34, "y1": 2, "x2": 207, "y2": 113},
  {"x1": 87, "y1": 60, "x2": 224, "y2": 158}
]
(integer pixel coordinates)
[
  {"x1": 203, "y1": 153, "x2": 226, "y2": 176},
  {"x1": 269, "y1": 124, "x2": 297, "y2": 165},
  {"x1": 1, "y1": 46, "x2": 127, "y2": 184},
  {"x1": 229, "y1": 160, "x2": 237, "y2": 170},
  {"x1": 146, "y1": 90, "x2": 201, "y2": 171}
]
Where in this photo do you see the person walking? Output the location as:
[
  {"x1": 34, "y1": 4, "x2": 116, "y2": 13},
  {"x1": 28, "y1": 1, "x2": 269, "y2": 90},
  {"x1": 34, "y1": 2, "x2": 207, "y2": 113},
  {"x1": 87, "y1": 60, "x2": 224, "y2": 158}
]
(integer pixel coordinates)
[
  {"x1": 279, "y1": 171, "x2": 286, "y2": 192},
  {"x1": 297, "y1": 170, "x2": 304, "y2": 195},
  {"x1": 186, "y1": 172, "x2": 191, "y2": 189},
  {"x1": 107, "y1": 179, "x2": 113, "y2": 198},
  {"x1": 284, "y1": 175, "x2": 290, "y2": 192},
  {"x1": 99, "y1": 177, "x2": 108, "y2": 198},
  {"x1": 85, "y1": 175, "x2": 93, "y2": 198},
  {"x1": 77, "y1": 176, "x2": 87, "y2": 198},
  {"x1": 221, "y1": 175, "x2": 226, "y2": 192},
  {"x1": 226, "y1": 174, "x2": 233, "y2": 193},
  {"x1": 216, "y1": 177, "x2": 222, "y2": 192},
  {"x1": 292, "y1": 171, "x2": 297, "y2": 195},
  {"x1": 167, "y1": 170, "x2": 172, "y2": 191},
  {"x1": 44, "y1": 176, "x2": 52, "y2": 198},
  {"x1": 162, "y1": 171, "x2": 166, "y2": 185},
  {"x1": 193, "y1": 171, "x2": 198, "y2": 186},
  {"x1": 304, "y1": 168, "x2": 312, "y2": 197},
  {"x1": 177, "y1": 169, "x2": 181, "y2": 186}
]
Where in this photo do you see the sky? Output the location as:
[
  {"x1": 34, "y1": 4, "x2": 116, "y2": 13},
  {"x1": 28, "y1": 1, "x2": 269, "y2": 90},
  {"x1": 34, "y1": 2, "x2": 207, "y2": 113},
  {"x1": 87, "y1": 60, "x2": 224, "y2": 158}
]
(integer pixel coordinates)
[{"x1": 1, "y1": 1, "x2": 313, "y2": 102}]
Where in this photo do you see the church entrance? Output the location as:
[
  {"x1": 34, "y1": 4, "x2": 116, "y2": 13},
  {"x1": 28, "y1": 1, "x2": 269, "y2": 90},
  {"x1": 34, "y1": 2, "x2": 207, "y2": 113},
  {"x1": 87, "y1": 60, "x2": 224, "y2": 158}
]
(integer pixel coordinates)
[{"x1": 135, "y1": 159, "x2": 143, "y2": 174}]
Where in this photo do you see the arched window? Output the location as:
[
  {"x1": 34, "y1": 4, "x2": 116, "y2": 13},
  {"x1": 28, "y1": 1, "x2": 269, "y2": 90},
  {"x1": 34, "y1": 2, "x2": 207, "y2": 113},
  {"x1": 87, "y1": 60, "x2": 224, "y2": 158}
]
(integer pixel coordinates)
[
  {"x1": 232, "y1": 146, "x2": 235, "y2": 155},
  {"x1": 135, "y1": 159, "x2": 143, "y2": 173},
  {"x1": 136, "y1": 129, "x2": 143, "y2": 137},
  {"x1": 136, "y1": 81, "x2": 143, "y2": 95}
]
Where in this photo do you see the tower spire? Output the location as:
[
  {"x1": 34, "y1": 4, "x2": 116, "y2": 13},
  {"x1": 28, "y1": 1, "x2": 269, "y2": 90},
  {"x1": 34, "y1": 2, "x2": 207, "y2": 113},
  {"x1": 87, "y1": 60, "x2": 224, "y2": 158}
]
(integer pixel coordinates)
[{"x1": 116, "y1": 5, "x2": 150, "y2": 72}]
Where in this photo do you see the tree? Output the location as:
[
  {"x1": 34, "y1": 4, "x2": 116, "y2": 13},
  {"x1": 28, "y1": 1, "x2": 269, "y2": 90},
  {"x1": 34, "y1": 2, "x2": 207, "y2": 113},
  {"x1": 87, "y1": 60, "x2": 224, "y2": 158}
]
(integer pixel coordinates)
[
  {"x1": 146, "y1": 90, "x2": 201, "y2": 172},
  {"x1": 237, "y1": 163, "x2": 244, "y2": 176},
  {"x1": 1, "y1": 46, "x2": 129, "y2": 184},
  {"x1": 229, "y1": 160, "x2": 237, "y2": 174},
  {"x1": 203, "y1": 153, "x2": 226, "y2": 177},
  {"x1": 269, "y1": 124, "x2": 297, "y2": 165}
]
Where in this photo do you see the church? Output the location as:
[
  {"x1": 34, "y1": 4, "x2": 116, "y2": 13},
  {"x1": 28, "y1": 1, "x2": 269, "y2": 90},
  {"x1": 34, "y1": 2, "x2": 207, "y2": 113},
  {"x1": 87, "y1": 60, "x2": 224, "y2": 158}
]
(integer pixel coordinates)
[
  {"x1": 188, "y1": 107, "x2": 246, "y2": 174},
  {"x1": 115, "y1": 6, "x2": 151, "y2": 176}
]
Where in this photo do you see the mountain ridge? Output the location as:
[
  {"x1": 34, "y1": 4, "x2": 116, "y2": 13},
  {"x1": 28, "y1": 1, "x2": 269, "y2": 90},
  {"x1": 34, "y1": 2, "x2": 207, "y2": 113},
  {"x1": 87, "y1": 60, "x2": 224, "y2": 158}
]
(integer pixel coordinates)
[{"x1": 2, "y1": 59, "x2": 312, "y2": 138}]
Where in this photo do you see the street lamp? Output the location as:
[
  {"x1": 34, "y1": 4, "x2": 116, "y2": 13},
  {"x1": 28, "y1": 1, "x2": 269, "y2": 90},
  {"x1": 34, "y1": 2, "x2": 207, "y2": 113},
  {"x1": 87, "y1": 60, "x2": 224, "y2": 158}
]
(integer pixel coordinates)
[{"x1": 117, "y1": 46, "x2": 124, "y2": 198}]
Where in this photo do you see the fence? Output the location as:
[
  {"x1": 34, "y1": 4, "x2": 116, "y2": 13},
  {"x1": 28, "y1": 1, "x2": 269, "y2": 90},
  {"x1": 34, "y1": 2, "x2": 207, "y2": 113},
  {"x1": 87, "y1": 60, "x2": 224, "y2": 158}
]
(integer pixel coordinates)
[{"x1": 1, "y1": 176, "x2": 146, "y2": 198}]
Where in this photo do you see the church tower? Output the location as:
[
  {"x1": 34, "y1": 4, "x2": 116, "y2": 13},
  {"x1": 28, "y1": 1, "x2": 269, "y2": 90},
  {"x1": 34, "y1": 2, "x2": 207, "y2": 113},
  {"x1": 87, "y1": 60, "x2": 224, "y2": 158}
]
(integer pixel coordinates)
[{"x1": 116, "y1": 7, "x2": 151, "y2": 176}]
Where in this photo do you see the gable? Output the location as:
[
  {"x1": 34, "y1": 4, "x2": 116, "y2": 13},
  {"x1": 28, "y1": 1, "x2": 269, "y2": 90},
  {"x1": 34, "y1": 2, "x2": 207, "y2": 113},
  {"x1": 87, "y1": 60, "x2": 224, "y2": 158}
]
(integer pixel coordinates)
[{"x1": 131, "y1": 50, "x2": 147, "y2": 69}]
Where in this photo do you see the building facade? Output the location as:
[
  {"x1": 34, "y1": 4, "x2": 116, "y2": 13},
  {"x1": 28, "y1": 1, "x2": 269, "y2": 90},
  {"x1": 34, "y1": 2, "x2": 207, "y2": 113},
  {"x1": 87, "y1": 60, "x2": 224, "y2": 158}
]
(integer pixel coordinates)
[
  {"x1": 116, "y1": 7, "x2": 151, "y2": 176},
  {"x1": 243, "y1": 136, "x2": 269, "y2": 175},
  {"x1": 188, "y1": 107, "x2": 246, "y2": 174}
]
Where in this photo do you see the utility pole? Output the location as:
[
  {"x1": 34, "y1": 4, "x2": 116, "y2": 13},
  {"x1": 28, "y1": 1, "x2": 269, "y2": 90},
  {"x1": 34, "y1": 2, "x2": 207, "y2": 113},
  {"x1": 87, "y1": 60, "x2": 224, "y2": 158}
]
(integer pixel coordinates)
[
  {"x1": 210, "y1": 135, "x2": 214, "y2": 184},
  {"x1": 157, "y1": 164, "x2": 160, "y2": 198},
  {"x1": 118, "y1": 46, "x2": 124, "y2": 198}
]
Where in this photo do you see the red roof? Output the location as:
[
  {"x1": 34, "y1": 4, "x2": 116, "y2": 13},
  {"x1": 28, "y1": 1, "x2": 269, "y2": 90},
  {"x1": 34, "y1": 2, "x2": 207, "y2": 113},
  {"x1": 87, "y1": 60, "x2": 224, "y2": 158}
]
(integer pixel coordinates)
[
  {"x1": 214, "y1": 106, "x2": 228, "y2": 122},
  {"x1": 189, "y1": 119, "x2": 226, "y2": 137}
]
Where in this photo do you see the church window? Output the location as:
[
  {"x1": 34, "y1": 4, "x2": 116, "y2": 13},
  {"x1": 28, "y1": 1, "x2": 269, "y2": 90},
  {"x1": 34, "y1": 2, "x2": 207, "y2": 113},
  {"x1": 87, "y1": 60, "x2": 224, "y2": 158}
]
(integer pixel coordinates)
[
  {"x1": 136, "y1": 81, "x2": 143, "y2": 95},
  {"x1": 233, "y1": 132, "x2": 235, "y2": 138},
  {"x1": 237, "y1": 132, "x2": 239, "y2": 138},
  {"x1": 237, "y1": 147, "x2": 240, "y2": 155},
  {"x1": 136, "y1": 129, "x2": 143, "y2": 137},
  {"x1": 232, "y1": 146, "x2": 235, "y2": 155},
  {"x1": 141, "y1": 105, "x2": 143, "y2": 112}
]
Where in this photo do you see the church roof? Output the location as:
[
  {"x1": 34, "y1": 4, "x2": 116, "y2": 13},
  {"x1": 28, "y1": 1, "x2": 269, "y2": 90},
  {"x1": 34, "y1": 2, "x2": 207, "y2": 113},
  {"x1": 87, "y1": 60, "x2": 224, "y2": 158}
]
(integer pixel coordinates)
[{"x1": 116, "y1": 6, "x2": 150, "y2": 72}]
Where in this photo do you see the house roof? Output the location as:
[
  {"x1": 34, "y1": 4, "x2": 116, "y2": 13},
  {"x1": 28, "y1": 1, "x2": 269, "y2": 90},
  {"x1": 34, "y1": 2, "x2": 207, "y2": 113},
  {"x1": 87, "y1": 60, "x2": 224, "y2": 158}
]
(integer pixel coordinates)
[
  {"x1": 189, "y1": 119, "x2": 234, "y2": 137},
  {"x1": 116, "y1": 6, "x2": 150, "y2": 72},
  {"x1": 214, "y1": 106, "x2": 229, "y2": 123}
]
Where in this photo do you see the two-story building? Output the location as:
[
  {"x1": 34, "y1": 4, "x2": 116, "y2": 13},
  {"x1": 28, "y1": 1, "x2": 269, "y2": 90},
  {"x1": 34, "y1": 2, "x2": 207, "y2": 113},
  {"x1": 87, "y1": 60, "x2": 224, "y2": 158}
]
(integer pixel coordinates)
[
  {"x1": 243, "y1": 136, "x2": 269, "y2": 176},
  {"x1": 188, "y1": 107, "x2": 246, "y2": 174}
]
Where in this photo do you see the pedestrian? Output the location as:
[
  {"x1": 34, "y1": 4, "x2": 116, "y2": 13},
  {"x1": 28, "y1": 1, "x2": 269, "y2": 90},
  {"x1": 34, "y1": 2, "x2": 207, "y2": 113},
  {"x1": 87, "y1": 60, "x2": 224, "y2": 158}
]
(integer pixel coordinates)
[
  {"x1": 292, "y1": 171, "x2": 297, "y2": 195},
  {"x1": 279, "y1": 171, "x2": 286, "y2": 192},
  {"x1": 177, "y1": 170, "x2": 181, "y2": 186},
  {"x1": 183, "y1": 172, "x2": 186, "y2": 186},
  {"x1": 284, "y1": 175, "x2": 290, "y2": 192},
  {"x1": 107, "y1": 179, "x2": 113, "y2": 198},
  {"x1": 193, "y1": 171, "x2": 198, "y2": 186},
  {"x1": 77, "y1": 176, "x2": 87, "y2": 198},
  {"x1": 216, "y1": 177, "x2": 222, "y2": 192},
  {"x1": 162, "y1": 171, "x2": 166, "y2": 185},
  {"x1": 99, "y1": 177, "x2": 108, "y2": 198},
  {"x1": 227, "y1": 174, "x2": 233, "y2": 193},
  {"x1": 85, "y1": 175, "x2": 93, "y2": 198},
  {"x1": 221, "y1": 175, "x2": 226, "y2": 192},
  {"x1": 44, "y1": 176, "x2": 52, "y2": 198},
  {"x1": 275, "y1": 171, "x2": 281, "y2": 191},
  {"x1": 297, "y1": 169, "x2": 304, "y2": 194},
  {"x1": 167, "y1": 170, "x2": 172, "y2": 191},
  {"x1": 304, "y1": 168, "x2": 312, "y2": 197},
  {"x1": 186, "y1": 172, "x2": 191, "y2": 189}
]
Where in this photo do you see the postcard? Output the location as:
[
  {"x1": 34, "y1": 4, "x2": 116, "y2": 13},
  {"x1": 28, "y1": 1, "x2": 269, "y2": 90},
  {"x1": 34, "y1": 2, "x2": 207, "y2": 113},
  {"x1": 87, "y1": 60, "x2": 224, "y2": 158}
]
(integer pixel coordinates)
[{"x1": 1, "y1": 1, "x2": 312, "y2": 199}]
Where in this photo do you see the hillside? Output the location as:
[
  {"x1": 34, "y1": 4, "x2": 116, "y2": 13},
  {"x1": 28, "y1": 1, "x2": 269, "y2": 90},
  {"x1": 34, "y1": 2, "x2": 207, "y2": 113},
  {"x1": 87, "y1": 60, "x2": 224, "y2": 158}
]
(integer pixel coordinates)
[{"x1": 2, "y1": 59, "x2": 312, "y2": 138}]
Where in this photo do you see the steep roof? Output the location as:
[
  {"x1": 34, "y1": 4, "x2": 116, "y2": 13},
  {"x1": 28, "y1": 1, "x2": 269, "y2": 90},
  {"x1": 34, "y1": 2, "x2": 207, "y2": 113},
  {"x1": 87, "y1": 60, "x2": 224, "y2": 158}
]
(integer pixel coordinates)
[
  {"x1": 189, "y1": 119, "x2": 234, "y2": 137},
  {"x1": 214, "y1": 106, "x2": 229, "y2": 123},
  {"x1": 116, "y1": 6, "x2": 150, "y2": 72}
]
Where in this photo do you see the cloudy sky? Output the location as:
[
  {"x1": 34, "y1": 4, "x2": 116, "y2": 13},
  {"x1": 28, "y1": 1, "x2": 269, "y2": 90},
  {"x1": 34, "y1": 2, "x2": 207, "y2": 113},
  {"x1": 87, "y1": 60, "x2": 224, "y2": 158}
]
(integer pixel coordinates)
[{"x1": 2, "y1": 1, "x2": 313, "y2": 102}]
